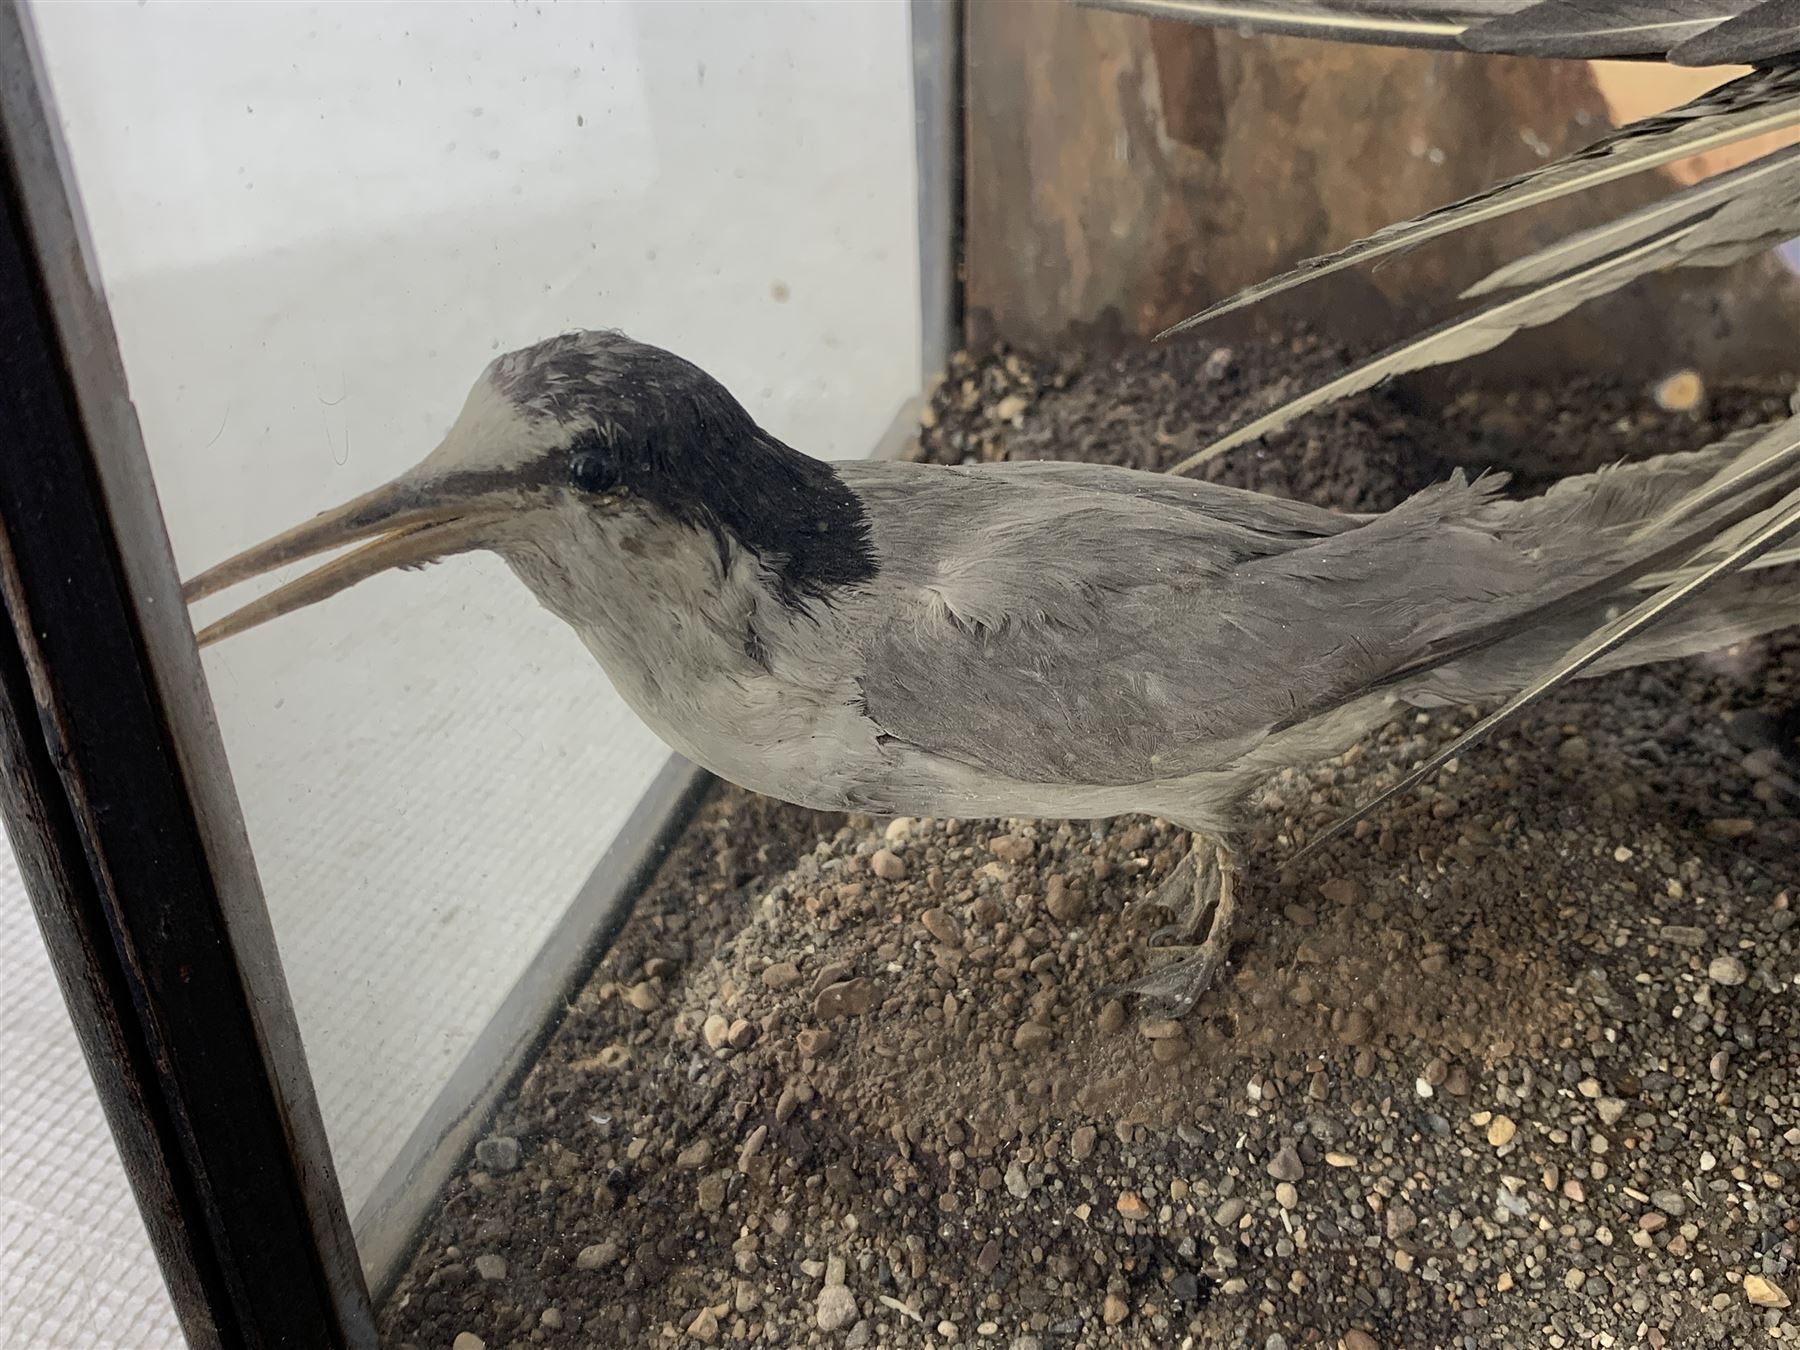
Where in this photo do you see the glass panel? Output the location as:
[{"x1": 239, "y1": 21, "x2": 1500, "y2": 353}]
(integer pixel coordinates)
[{"x1": 32, "y1": 0, "x2": 918, "y2": 1277}]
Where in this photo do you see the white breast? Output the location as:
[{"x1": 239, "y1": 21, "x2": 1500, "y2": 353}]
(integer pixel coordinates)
[{"x1": 496, "y1": 501, "x2": 885, "y2": 810}]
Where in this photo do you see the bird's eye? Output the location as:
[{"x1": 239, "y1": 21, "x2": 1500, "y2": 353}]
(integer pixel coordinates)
[{"x1": 569, "y1": 445, "x2": 615, "y2": 494}]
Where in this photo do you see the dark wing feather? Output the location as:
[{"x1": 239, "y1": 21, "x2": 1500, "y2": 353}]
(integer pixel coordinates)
[
  {"x1": 1670, "y1": 0, "x2": 1800, "y2": 64},
  {"x1": 1461, "y1": 1, "x2": 1756, "y2": 58}
]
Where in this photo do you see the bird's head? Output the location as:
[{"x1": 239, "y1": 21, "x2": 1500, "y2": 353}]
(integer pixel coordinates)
[{"x1": 183, "y1": 329, "x2": 869, "y2": 645}]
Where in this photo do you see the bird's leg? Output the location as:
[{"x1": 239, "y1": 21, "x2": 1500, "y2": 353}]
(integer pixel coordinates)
[
  {"x1": 1116, "y1": 837, "x2": 1240, "y2": 1016},
  {"x1": 1144, "y1": 835, "x2": 1225, "y2": 948}
]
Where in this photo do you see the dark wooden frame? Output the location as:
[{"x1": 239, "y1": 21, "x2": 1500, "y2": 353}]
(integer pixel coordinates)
[{"x1": 0, "y1": 8, "x2": 375, "y2": 1347}]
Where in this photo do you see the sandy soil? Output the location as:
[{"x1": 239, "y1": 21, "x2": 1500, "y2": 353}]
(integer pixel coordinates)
[{"x1": 383, "y1": 334, "x2": 1800, "y2": 1350}]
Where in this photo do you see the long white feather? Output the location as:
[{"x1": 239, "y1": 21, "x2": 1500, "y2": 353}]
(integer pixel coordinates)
[
  {"x1": 1166, "y1": 221, "x2": 1704, "y2": 475},
  {"x1": 1465, "y1": 142, "x2": 1800, "y2": 295}
]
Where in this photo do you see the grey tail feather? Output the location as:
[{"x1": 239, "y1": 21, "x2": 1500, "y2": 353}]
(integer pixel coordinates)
[
  {"x1": 1168, "y1": 145, "x2": 1800, "y2": 475},
  {"x1": 1290, "y1": 421, "x2": 1800, "y2": 867},
  {"x1": 1157, "y1": 63, "x2": 1800, "y2": 340},
  {"x1": 1464, "y1": 141, "x2": 1800, "y2": 297},
  {"x1": 1166, "y1": 214, "x2": 1708, "y2": 475},
  {"x1": 1671, "y1": 1, "x2": 1800, "y2": 65}
]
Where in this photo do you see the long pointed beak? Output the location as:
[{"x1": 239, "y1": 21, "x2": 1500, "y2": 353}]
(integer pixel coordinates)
[{"x1": 183, "y1": 474, "x2": 512, "y2": 648}]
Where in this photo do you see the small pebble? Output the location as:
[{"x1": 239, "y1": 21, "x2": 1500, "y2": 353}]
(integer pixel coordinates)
[
  {"x1": 920, "y1": 907, "x2": 962, "y2": 946},
  {"x1": 989, "y1": 834, "x2": 1035, "y2": 864},
  {"x1": 870, "y1": 849, "x2": 906, "y2": 881},
  {"x1": 474, "y1": 1253, "x2": 506, "y2": 1281},
  {"x1": 816, "y1": 1285, "x2": 858, "y2": 1332},
  {"x1": 1745, "y1": 1274, "x2": 1792, "y2": 1309},
  {"x1": 702, "y1": 1013, "x2": 731, "y2": 1051},
  {"x1": 1070, "y1": 1125, "x2": 1098, "y2": 1161},
  {"x1": 1654, "y1": 368, "x2": 1704, "y2": 411},
  {"x1": 453, "y1": 1336, "x2": 485, "y2": 1350},
  {"x1": 1102, "y1": 1293, "x2": 1129, "y2": 1326},
  {"x1": 697, "y1": 1174, "x2": 727, "y2": 1212},
  {"x1": 761, "y1": 960, "x2": 801, "y2": 990},
  {"x1": 815, "y1": 978, "x2": 877, "y2": 1020},
  {"x1": 738, "y1": 1125, "x2": 768, "y2": 1172},
  {"x1": 1116, "y1": 1192, "x2": 1150, "y2": 1220},
  {"x1": 575, "y1": 1240, "x2": 618, "y2": 1270},
  {"x1": 1267, "y1": 1142, "x2": 1303, "y2": 1182},
  {"x1": 1487, "y1": 1115, "x2": 1517, "y2": 1148},
  {"x1": 473, "y1": 1136, "x2": 519, "y2": 1173},
  {"x1": 1044, "y1": 874, "x2": 1085, "y2": 922},
  {"x1": 1012, "y1": 1021, "x2": 1053, "y2": 1052},
  {"x1": 1274, "y1": 1182, "x2": 1298, "y2": 1209},
  {"x1": 1708, "y1": 954, "x2": 1748, "y2": 986}
]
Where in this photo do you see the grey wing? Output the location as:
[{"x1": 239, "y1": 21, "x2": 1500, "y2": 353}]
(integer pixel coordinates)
[{"x1": 842, "y1": 462, "x2": 1525, "y2": 787}]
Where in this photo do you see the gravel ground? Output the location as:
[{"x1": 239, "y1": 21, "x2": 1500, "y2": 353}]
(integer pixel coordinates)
[{"x1": 382, "y1": 335, "x2": 1800, "y2": 1350}]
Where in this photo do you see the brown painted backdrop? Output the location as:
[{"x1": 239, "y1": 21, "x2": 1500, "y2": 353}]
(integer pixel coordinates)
[{"x1": 963, "y1": 4, "x2": 1800, "y2": 381}]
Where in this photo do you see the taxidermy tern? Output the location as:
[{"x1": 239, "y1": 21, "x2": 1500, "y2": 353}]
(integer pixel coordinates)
[{"x1": 184, "y1": 331, "x2": 1800, "y2": 1012}]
